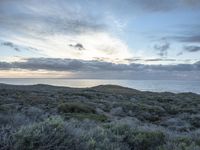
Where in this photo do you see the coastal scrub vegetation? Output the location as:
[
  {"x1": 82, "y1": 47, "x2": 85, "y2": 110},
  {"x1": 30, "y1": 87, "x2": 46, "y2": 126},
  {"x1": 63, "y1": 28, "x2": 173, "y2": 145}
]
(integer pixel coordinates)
[{"x1": 0, "y1": 84, "x2": 200, "y2": 149}]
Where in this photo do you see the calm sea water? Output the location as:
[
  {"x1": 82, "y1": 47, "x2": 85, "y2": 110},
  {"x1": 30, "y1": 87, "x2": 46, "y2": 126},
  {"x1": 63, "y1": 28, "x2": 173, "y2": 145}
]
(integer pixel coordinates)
[{"x1": 0, "y1": 78, "x2": 200, "y2": 94}]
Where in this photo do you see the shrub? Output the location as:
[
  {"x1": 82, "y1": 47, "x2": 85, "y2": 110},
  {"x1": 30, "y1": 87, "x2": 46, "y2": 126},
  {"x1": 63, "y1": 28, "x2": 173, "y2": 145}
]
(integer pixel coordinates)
[
  {"x1": 0, "y1": 113, "x2": 31, "y2": 127},
  {"x1": 126, "y1": 131, "x2": 165, "y2": 150},
  {"x1": 64, "y1": 113, "x2": 108, "y2": 122},
  {"x1": 189, "y1": 115, "x2": 200, "y2": 128},
  {"x1": 12, "y1": 116, "x2": 126, "y2": 150},
  {"x1": 58, "y1": 102, "x2": 96, "y2": 114},
  {"x1": 84, "y1": 127, "x2": 129, "y2": 150},
  {"x1": 0, "y1": 125, "x2": 15, "y2": 150},
  {"x1": 117, "y1": 102, "x2": 166, "y2": 122},
  {"x1": 13, "y1": 116, "x2": 85, "y2": 150},
  {"x1": 163, "y1": 141, "x2": 200, "y2": 150},
  {"x1": 110, "y1": 124, "x2": 165, "y2": 150},
  {"x1": 109, "y1": 124, "x2": 131, "y2": 136},
  {"x1": 175, "y1": 137, "x2": 193, "y2": 146},
  {"x1": 0, "y1": 104, "x2": 16, "y2": 113}
]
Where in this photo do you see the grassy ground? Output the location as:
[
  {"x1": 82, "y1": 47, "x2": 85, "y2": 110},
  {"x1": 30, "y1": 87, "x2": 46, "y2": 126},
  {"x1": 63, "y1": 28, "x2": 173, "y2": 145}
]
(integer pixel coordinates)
[{"x1": 0, "y1": 84, "x2": 200, "y2": 150}]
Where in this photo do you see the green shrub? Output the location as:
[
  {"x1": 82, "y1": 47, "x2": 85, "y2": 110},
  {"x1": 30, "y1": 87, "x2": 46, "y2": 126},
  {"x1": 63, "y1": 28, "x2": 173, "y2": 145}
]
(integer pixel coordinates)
[
  {"x1": 58, "y1": 102, "x2": 96, "y2": 114},
  {"x1": 12, "y1": 117, "x2": 126, "y2": 150},
  {"x1": 175, "y1": 137, "x2": 193, "y2": 146},
  {"x1": 0, "y1": 126, "x2": 15, "y2": 149},
  {"x1": 190, "y1": 117, "x2": 200, "y2": 128},
  {"x1": 127, "y1": 131, "x2": 165, "y2": 150},
  {"x1": 14, "y1": 117, "x2": 61, "y2": 149},
  {"x1": 110, "y1": 124, "x2": 165, "y2": 150},
  {"x1": 0, "y1": 105, "x2": 7, "y2": 112},
  {"x1": 13, "y1": 116, "x2": 84, "y2": 150},
  {"x1": 64, "y1": 113, "x2": 108, "y2": 122},
  {"x1": 0, "y1": 104, "x2": 15, "y2": 113},
  {"x1": 109, "y1": 124, "x2": 131, "y2": 136},
  {"x1": 162, "y1": 141, "x2": 200, "y2": 150}
]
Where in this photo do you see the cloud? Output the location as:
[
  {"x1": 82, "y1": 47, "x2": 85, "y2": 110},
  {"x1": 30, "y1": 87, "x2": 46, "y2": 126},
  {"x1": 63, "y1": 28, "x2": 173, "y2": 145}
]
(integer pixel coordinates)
[
  {"x1": 1, "y1": 42, "x2": 21, "y2": 52},
  {"x1": 14, "y1": 32, "x2": 132, "y2": 62},
  {"x1": 0, "y1": 0, "x2": 200, "y2": 67},
  {"x1": 149, "y1": 0, "x2": 200, "y2": 11},
  {"x1": 195, "y1": 61, "x2": 200, "y2": 69},
  {"x1": 0, "y1": 61, "x2": 11, "y2": 70},
  {"x1": 69, "y1": 43, "x2": 85, "y2": 51},
  {"x1": 0, "y1": 0, "x2": 108, "y2": 38},
  {"x1": 154, "y1": 42, "x2": 170, "y2": 57},
  {"x1": 124, "y1": 58, "x2": 177, "y2": 63},
  {"x1": 144, "y1": 58, "x2": 176, "y2": 62},
  {"x1": 162, "y1": 24, "x2": 200, "y2": 44},
  {"x1": 176, "y1": 45, "x2": 200, "y2": 56},
  {"x1": 0, "y1": 0, "x2": 132, "y2": 61},
  {"x1": 173, "y1": 35, "x2": 200, "y2": 43},
  {"x1": 184, "y1": 45, "x2": 200, "y2": 52},
  {"x1": 176, "y1": 52, "x2": 183, "y2": 56},
  {"x1": 0, "y1": 57, "x2": 200, "y2": 79},
  {"x1": 1, "y1": 41, "x2": 40, "y2": 53},
  {"x1": 134, "y1": 0, "x2": 175, "y2": 12},
  {"x1": 1, "y1": 0, "x2": 199, "y2": 39},
  {"x1": 0, "y1": 57, "x2": 199, "y2": 72},
  {"x1": 1, "y1": 42, "x2": 14, "y2": 47},
  {"x1": 102, "y1": 0, "x2": 200, "y2": 15},
  {"x1": 182, "y1": 0, "x2": 200, "y2": 7}
]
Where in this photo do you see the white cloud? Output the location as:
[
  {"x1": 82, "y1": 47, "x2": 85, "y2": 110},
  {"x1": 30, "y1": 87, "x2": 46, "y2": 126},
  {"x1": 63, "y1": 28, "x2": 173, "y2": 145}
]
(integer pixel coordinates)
[{"x1": 9, "y1": 32, "x2": 132, "y2": 63}]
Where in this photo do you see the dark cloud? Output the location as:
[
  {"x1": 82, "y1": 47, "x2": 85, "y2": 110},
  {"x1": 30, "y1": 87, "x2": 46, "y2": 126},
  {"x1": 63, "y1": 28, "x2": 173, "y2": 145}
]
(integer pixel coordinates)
[
  {"x1": 14, "y1": 48, "x2": 20, "y2": 52},
  {"x1": 0, "y1": 0, "x2": 107, "y2": 37},
  {"x1": 124, "y1": 58, "x2": 177, "y2": 63},
  {"x1": 182, "y1": 0, "x2": 200, "y2": 7},
  {"x1": 1, "y1": 42, "x2": 14, "y2": 47},
  {"x1": 0, "y1": 61, "x2": 11, "y2": 70},
  {"x1": 1, "y1": 0, "x2": 199, "y2": 39},
  {"x1": 145, "y1": 58, "x2": 176, "y2": 62},
  {"x1": 161, "y1": 23, "x2": 200, "y2": 43},
  {"x1": 152, "y1": 0, "x2": 200, "y2": 10},
  {"x1": 124, "y1": 58, "x2": 142, "y2": 62},
  {"x1": 1, "y1": 41, "x2": 39, "y2": 52},
  {"x1": 105, "y1": 0, "x2": 200, "y2": 14},
  {"x1": 0, "y1": 57, "x2": 200, "y2": 79},
  {"x1": 184, "y1": 45, "x2": 200, "y2": 52},
  {"x1": 195, "y1": 61, "x2": 200, "y2": 69},
  {"x1": 174, "y1": 35, "x2": 200, "y2": 43},
  {"x1": 134, "y1": 0, "x2": 175, "y2": 12},
  {"x1": 0, "y1": 57, "x2": 199, "y2": 72},
  {"x1": 176, "y1": 45, "x2": 200, "y2": 56},
  {"x1": 176, "y1": 52, "x2": 183, "y2": 56},
  {"x1": 69, "y1": 43, "x2": 85, "y2": 50},
  {"x1": 12, "y1": 58, "x2": 84, "y2": 71},
  {"x1": 1, "y1": 42, "x2": 21, "y2": 52},
  {"x1": 154, "y1": 42, "x2": 170, "y2": 57}
]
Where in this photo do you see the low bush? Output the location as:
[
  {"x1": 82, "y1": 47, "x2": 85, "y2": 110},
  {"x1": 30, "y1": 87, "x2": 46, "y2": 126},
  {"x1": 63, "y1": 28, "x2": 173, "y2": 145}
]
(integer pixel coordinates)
[
  {"x1": 12, "y1": 116, "x2": 126, "y2": 150},
  {"x1": 126, "y1": 130, "x2": 165, "y2": 150},
  {"x1": 110, "y1": 124, "x2": 165, "y2": 150},
  {"x1": 163, "y1": 140, "x2": 200, "y2": 150},
  {"x1": 58, "y1": 102, "x2": 96, "y2": 114},
  {"x1": 13, "y1": 116, "x2": 84, "y2": 150},
  {"x1": 0, "y1": 125, "x2": 15, "y2": 150},
  {"x1": 1, "y1": 85, "x2": 200, "y2": 149},
  {"x1": 64, "y1": 113, "x2": 108, "y2": 122}
]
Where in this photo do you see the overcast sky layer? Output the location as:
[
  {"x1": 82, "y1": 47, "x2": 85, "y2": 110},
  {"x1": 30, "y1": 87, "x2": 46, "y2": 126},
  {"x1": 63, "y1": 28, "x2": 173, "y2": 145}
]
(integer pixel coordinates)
[{"x1": 0, "y1": 0, "x2": 200, "y2": 79}]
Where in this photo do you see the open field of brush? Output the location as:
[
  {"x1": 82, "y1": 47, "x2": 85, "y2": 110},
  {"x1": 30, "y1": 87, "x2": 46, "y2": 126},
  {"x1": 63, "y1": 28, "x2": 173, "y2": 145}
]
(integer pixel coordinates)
[{"x1": 0, "y1": 84, "x2": 200, "y2": 150}]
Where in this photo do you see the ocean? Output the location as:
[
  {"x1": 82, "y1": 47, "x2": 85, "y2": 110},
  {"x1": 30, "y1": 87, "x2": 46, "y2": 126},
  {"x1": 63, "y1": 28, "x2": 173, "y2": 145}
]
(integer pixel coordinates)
[{"x1": 0, "y1": 78, "x2": 200, "y2": 94}]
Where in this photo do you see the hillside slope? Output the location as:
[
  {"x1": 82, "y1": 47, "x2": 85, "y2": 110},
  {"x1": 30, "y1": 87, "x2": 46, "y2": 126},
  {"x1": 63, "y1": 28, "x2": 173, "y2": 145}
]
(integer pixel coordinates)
[{"x1": 0, "y1": 84, "x2": 200, "y2": 150}]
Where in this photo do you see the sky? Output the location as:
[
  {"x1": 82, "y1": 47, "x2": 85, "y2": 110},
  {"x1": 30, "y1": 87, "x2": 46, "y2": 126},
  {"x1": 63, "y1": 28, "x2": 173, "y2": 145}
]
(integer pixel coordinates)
[{"x1": 0, "y1": 0, "x2": 200, "y2": 79}]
